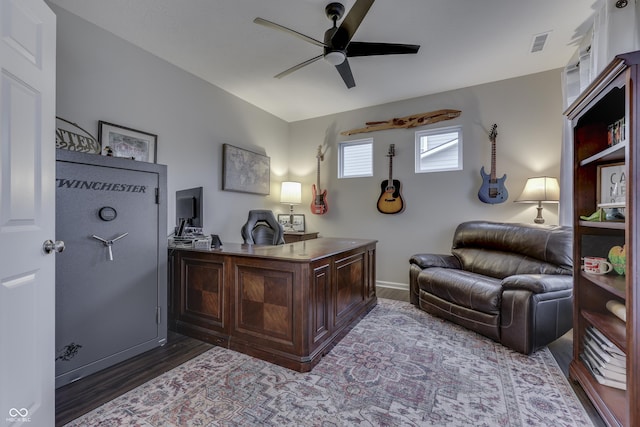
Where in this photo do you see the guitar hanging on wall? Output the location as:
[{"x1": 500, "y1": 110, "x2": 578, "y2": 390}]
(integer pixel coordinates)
[
  {"x1": 478, "y1": 124, "x2": 508, "y2": 204},
  {"x1": 311, "y1": 145, "x2": 329, "y2": 215},
  {"x1": 377, "y1": 144, "x2": 405, "y2": 214}
]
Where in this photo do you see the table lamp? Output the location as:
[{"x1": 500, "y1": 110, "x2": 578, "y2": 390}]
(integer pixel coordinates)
[
  {"x1": 280, "y1": 181, "x2": 301, "y2": 230},
  {"x1": 515, "y1": 176, "x2": 560, "y2": 224}
]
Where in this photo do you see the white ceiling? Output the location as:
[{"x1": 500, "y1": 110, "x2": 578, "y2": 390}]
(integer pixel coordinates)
[{"x1": 49, "y1": 0, "x2": 597, "y2": 122}]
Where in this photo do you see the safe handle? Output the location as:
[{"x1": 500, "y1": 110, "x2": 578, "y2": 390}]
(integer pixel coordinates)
[{"x1": 91, "y1": 233, "x2": 129, "y2": 261}]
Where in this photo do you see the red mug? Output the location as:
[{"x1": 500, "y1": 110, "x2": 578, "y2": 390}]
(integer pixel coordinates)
[{"x1": 582, "y1": 256, "x2": 613, "y2": 275}]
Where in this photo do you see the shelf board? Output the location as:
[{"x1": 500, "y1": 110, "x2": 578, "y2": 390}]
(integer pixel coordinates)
[
  {"x1": 579, "y1": 140, "x2": 626, "y2": 166},
  {"x1": 582, "y1": 309, "x2": 627, "y2": 352},
  {"x1": 597, "y1": 202, "x2": 626, "y2": 209},
  {"x1": 581, "y1": 271, "x2": 627, "y2": 299},
  {"x1": 578, "y1": 220, "x2": 626, "y2": 230},
  {"x1": 570, "y1": 360, "x2": 627, "y2": 426}
]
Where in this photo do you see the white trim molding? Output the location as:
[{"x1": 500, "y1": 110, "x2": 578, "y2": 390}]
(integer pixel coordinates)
[{"x1": 376, "y1": 280, "x2": 409, "y2": 291}]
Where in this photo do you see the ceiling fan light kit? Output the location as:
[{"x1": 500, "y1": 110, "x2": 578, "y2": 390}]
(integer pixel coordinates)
[
  {"x1": 324, "y1": 51, "x2": 346, "y2": 65},
  {"x1": 254, "y1": 0, "x2": 419, "y2": 88}
]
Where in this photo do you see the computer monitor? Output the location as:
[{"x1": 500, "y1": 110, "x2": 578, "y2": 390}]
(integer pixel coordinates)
[{"x1": 175, "y1": 187, "x2": 203, "y2": 228}]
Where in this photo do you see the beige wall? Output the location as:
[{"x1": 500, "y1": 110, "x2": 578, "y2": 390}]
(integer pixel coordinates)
[
  {"x1": 53, "y1": 3, "x2": 565, "y2": 288},
  {"x1": 287, "y1": 70, "x2": 564, "y2": 287},
  {"x1": 52, "y1": 4, "x2": 290, "y2": 240}
]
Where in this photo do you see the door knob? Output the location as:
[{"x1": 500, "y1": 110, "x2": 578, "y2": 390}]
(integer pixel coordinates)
[{"x1": 43, "y1": 240, "x2": 65, "y2": 254}]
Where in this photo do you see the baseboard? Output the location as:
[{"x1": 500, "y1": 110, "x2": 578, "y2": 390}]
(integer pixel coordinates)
[{"x1": 376, "y1": 281, "x2": 409, "y2": 291}]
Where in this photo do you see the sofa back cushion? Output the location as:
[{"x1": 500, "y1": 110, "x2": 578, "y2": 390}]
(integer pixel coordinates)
[{"x1": 451, "y1": 221, "x2": 572, "y2": 279}]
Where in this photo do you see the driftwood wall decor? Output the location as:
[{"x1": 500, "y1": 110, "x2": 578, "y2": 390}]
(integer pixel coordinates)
[{"x1": 340, "y1": 109, "x2": 461, "y2": 136}]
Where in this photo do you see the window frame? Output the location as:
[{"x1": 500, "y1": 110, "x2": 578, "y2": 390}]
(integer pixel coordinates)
[
  {"x1": 414, "y1": 125, "x2": 463, "y2": 174},
  {"x1": 338, "y1": 138, "x2": 374, "y2": 179}
]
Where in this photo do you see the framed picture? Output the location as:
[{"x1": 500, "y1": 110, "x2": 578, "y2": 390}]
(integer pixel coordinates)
[
  {"x1": 291, "y1": 214, "x2": 305, "y2": 232},
  {"x1": 278, "y1": 214, "x2": 293, "y2": 231},
  {"x1": 99, "y1": 121, "x2": 157, "y2": 163},
  {"x1": 597, "y1": 162, "x2": 626, "y2": 206},
  {"x1": 222, "y1": 144, "x2": 270, "y2": 195},
  {"x1": 278, "y1": 214, "x2": 305, "y2": 232}
]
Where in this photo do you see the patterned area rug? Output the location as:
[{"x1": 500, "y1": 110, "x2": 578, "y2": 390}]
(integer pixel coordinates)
[{"x1": 66, "y1": 299, "x2": 593, "y2": 426}]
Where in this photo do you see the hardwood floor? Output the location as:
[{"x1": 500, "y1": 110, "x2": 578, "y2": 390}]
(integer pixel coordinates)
[
  {"x1": 56, "y1": 287, "x2": 605, "y2": 426},
  {"x1": 55, "y1": 331, "x2": 212, "y2": 426},
  {"x1": 376, "y1": 286, "x2": 410, "y2": 302}
]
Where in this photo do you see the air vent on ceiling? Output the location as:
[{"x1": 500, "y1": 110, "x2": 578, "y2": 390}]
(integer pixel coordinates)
[{"x1": 530, "y1": 31, "x2": 551, "y2": 53}]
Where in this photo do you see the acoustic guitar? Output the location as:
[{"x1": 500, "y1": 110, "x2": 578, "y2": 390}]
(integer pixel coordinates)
[
  {"x1": 377, "y1": 144, "x2": 405, "y2": 214},
  {"x1": 310, "y1": 145, "x2": 329, "y2": 215},
  {"x1": 478, "y1": 124, "x2": 508, "y2": 204}
]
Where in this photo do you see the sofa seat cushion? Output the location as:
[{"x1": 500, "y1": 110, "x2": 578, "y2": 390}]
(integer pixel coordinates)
[{"x1": 416, "y1": 268, "x2": 502, "y2": 314}]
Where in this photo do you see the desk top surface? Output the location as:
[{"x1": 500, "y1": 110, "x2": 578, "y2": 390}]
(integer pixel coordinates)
[{"x1": 170, "y1": 237, "x2": 376, "y2": 262}]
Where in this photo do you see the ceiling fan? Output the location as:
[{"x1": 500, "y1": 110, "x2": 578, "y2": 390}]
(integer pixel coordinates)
[{"x1": 253, "y1": 0, "x2": 420, "y2": 89}]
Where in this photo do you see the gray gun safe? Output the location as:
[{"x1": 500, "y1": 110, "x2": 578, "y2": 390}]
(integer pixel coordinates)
[{"x1": 55, "y1": 149, "x2": 167, "y2": 388}]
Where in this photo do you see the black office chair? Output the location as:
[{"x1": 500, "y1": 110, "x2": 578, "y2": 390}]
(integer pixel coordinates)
[{"x1": 241, "y1": 210, "x2": 285, "y2": 245}]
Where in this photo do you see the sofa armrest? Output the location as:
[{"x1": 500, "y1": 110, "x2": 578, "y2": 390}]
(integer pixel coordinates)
[
  {"x1": 409, "y1": 254, "x2": 461, "y2": 270},
  {"x1": 501, "y1": 274, "x2": 572, "y2": 294}
]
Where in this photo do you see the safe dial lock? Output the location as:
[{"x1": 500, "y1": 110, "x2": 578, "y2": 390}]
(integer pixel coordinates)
[{"x1": 98, "y1": 206, "x2": 117, "y2": 221}]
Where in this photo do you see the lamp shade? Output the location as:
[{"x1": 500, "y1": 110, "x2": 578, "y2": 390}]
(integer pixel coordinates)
[
  {"x1": 515, "y1": 176, "x2": 560, "y2": 203},
  {"x1": 280, "y1": 181, "x2": 302, "y2": 205}
]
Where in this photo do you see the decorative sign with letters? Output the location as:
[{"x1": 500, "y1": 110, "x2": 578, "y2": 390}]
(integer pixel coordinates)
[
  {"x1": 55, "y1": 117, "x2": 101, "y2": 154},
  {"x1": 597, "y1": 162, "x2": 626, "y2": 206}
]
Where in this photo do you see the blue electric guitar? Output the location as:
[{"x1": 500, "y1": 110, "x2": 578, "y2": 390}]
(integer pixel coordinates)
[{"x1": 478, "y1": 124, "x2": 508, "y2": 204}]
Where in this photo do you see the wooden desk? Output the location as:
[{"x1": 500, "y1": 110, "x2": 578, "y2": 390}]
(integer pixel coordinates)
[
  {"x1": 168, "y1": 238, "x2": 377, "y2": 372},
  {"x1": 283, "y1": 231, "x2": 319, "y2": 243}
]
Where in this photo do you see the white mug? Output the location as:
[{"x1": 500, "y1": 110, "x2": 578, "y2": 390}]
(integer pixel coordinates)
[{"x1": 583, "y1": 256, "x2": 613, "y2": 275}]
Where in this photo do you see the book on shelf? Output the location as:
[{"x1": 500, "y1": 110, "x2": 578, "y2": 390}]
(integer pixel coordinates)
[
  {"x1": 583, "y1": 346, "x2": 627, "y2": 382},
  {"x1": 580, "y1": 353, "x2": 627, "y2": 390},
  {"x1": 584, "y1": 335, "x2": 626, "y2": 369},
  {"x1": 583, "y1": 343, "x2": 626, "y2": 375},
  {"x1": 586, "y1": 326, "x2": 625, "y2": 356}
]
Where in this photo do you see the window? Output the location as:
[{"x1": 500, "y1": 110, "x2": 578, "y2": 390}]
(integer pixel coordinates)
[
  {"x1": 338, "y1": 138, "x2": 373, "y2": 178},
  {"x1": 415, "y1": 126, "x2": 462, "y2": 173}
]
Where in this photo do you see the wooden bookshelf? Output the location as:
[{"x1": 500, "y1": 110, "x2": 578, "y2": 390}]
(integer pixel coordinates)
[{"x1": 565, "y1": 50, "x2": 640, "y2": 427}]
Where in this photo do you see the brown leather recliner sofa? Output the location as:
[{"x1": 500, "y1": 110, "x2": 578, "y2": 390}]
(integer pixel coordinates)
[{"x1": 409, "y1": 220, "x2": 573, "y2": 354}]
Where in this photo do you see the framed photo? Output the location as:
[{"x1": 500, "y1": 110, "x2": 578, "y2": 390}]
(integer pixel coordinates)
[
  {"x1": 99, "y1": 121, "x2": 157, "y2": 163},
  {"x1": 597, "y1": 162, "x2": 626, "y2": 206},
  {"x1": 278, "y1": 214, "x2": 293, "y2": 231},
  {"x1": 291, "y1": 214, "x2": 305, "y2": 232},
  {"x1": 278, "y1": 214, "x2": 305, "y2": 232},
  {"x1": 222, "y1": 144, "x2": 270, "y2": 195}
]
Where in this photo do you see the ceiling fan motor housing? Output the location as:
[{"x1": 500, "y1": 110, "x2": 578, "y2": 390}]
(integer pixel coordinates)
[{"x1": 325, "y1": 3, "x2": 345, "y2": 22}]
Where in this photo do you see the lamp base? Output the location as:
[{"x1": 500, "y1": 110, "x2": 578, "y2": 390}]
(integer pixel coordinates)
[{"x1": 534, "y1": 202, "x2": 545, "y2": 224}]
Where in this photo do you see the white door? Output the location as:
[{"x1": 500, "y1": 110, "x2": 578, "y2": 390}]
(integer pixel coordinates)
[{"x1": 0, "y1": 1, "x2": 56, "y2": 426}]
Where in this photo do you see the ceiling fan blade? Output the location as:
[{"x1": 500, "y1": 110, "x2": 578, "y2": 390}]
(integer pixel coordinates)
[
  {"x1": 274, "y1": 54, "x2": 324, "y2": 79},
  {"x1": 335, "y1": 58, "x2": 356, "y2": 89},
  {"x1": 347, "y1": 42, "x2": 420, "y2": 57},
  {"x1": 254, "y1": 17, "x2": 325, "y2": 47},
  {"x1": 333, "y1": 0, "x2": 375, "y2": 47}
]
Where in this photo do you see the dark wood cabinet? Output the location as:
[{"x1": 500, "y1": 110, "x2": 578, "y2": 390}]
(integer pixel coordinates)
[
  {"x1": 169, "y1": 238, "x2": 377, "y2": 372},
  {"x1": 565, "y1": 51, "x2": 640, "y2": 427}
]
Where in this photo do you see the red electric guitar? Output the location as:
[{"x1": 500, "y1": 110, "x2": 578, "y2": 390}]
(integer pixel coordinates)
[{"x1": 311, "y1": 145, "x2": 329, "y2": 215}]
